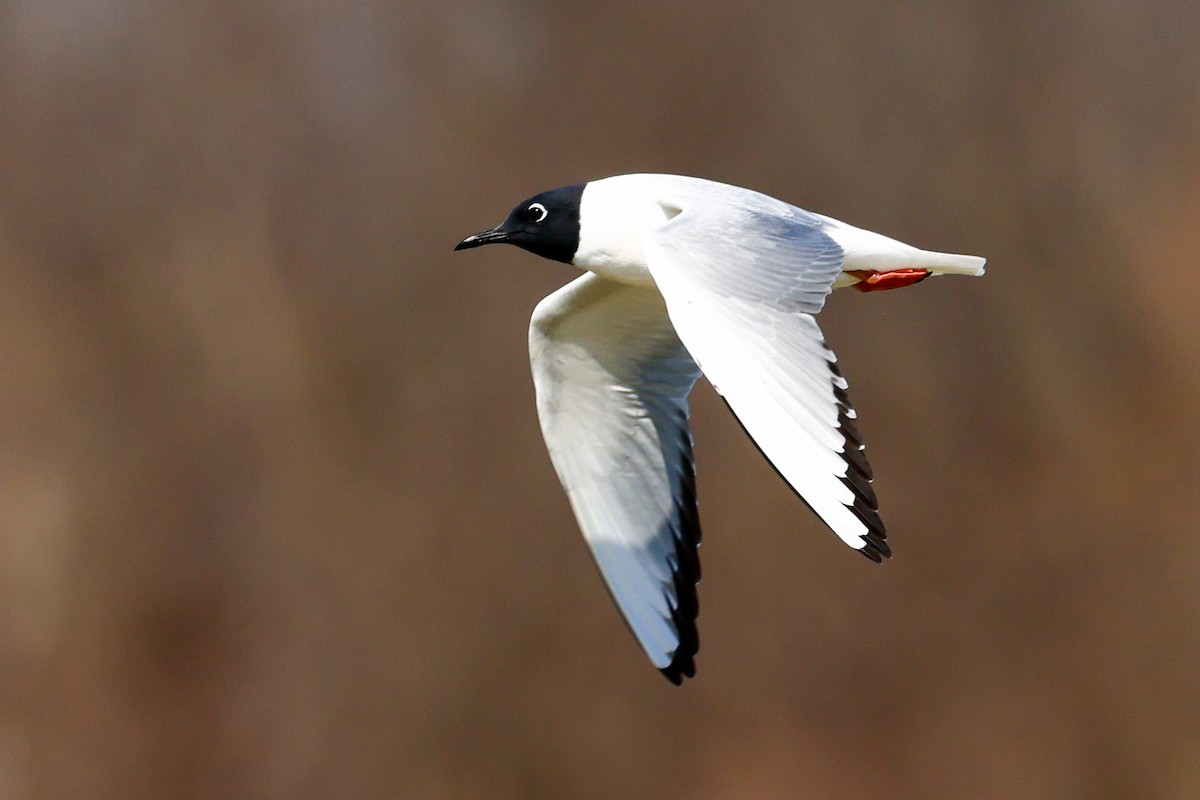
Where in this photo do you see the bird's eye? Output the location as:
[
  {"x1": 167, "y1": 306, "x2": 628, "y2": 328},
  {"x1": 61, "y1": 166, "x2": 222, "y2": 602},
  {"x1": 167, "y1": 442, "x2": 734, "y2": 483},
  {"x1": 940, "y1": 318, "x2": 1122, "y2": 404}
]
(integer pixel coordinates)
[{"x1": 527, "y1": 202, "x2": 548, "y2": 224}]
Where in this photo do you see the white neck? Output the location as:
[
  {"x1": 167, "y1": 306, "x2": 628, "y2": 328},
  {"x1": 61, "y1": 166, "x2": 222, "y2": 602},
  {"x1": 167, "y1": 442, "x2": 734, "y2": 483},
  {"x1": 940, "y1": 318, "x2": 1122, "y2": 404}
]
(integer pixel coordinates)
[{"x1": 572, "y1": 177, "x2": 670, "y2": 288}]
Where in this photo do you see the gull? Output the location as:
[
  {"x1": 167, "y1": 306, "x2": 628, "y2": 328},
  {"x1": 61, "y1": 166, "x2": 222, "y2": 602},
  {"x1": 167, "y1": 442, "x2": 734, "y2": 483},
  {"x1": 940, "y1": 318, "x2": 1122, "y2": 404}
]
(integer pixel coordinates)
[{"x1": 455, "y1": 174, "x2": 985, "y2": 683}]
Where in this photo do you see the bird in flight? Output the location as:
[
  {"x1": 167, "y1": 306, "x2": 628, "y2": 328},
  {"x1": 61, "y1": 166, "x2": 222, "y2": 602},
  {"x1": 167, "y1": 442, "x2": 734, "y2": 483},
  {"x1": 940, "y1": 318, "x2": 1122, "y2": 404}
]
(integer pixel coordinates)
[{"x1": 455, "y1": 174, "x2": 985, "y2": 683}]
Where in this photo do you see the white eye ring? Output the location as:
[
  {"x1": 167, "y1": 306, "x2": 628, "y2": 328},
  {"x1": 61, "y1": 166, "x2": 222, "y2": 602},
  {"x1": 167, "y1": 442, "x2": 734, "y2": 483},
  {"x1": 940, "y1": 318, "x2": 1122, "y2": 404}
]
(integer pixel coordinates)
[{"x1": 528, "y1": 202, "x2": 548, "y2": 223}]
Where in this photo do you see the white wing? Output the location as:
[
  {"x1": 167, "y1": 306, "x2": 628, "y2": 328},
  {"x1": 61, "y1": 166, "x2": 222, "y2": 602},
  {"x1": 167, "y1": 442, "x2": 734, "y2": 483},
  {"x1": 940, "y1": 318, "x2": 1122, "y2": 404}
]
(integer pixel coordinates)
[
  {"x1": 529, "y1": 272, "x2": 704, "y2": 682},
  {"x1": 645, "y1": 196, "x2": 888, "y2": 560}
]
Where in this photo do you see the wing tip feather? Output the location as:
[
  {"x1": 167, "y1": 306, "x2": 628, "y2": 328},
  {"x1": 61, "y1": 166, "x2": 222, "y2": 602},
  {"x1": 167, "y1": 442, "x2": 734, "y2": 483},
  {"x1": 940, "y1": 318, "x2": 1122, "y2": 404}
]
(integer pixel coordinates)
[
  {"x1": 661, "y1": 435, "x2": 702, "y2": 684},
  {"x1": 660, "y1": 655, "x2": 696, "y2": 685},
  {"x1": 848, "y1": 496, "x2": 890, "y2": 563}
]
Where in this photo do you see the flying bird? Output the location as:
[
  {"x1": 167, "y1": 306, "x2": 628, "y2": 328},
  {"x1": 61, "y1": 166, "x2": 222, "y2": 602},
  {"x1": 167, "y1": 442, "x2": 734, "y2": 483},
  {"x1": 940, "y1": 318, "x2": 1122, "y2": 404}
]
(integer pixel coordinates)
[{"x1": 455, "y1": 174, "x2": 985, "y2": 683}]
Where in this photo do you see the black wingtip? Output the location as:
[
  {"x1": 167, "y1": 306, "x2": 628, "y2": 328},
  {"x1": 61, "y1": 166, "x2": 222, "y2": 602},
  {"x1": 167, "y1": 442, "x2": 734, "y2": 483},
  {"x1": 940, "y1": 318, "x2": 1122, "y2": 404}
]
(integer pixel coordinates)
[
  {"x1": 656, "y1": 428, "x2": 702, "y2": 685},
  {"x1": 718, "y1": 395, "x2": 891, "y2": 564},
  {"x1": 659, "y1": 654, "x2": 696, "y2": 685},
  {"x1": 848, "y1": 492, "x2": 890, "y2": 563},
  {"x1": 858, "y1": 536, "x2": 891, "y2": 563}
]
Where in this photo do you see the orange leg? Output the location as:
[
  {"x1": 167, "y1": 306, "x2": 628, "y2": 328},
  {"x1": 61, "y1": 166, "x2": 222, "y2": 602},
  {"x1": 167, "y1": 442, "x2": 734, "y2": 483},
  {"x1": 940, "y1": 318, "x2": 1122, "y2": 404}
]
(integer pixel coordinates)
[{"x1": 848, "y1": 268, "x2": 931, "y2": 292}]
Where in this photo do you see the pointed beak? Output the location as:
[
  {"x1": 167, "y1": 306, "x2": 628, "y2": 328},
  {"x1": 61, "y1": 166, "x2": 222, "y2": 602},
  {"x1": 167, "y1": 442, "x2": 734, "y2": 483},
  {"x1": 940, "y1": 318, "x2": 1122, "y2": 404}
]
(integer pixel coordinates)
[{"x1": 454, "y1": 227, "x2": 510, "y2": 251}]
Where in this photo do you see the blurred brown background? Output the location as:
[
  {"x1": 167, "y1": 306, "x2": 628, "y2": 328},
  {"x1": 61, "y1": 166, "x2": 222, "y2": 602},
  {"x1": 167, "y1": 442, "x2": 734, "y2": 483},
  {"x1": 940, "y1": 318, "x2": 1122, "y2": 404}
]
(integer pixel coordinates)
[{"x1": 2, "y1": 1, "x2": 1199, "y2": 798}]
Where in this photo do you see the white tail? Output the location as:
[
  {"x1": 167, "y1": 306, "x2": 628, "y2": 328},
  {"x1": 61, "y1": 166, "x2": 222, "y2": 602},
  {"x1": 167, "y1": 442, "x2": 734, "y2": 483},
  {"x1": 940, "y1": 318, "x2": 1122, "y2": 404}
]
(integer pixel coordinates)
[
  {"x1": 817, "y1": 214, "x2": 987, "y2": 277},
  {"x1": 914, "y1": 250, "x2": 987, "y2": 276}
]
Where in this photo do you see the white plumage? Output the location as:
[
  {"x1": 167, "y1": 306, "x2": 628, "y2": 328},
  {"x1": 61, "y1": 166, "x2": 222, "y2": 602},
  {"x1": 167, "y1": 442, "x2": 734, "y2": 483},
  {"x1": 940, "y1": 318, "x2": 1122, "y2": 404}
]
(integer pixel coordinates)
[{"x1": 458, "y1": 173, "x2": 985, "y2": 682}]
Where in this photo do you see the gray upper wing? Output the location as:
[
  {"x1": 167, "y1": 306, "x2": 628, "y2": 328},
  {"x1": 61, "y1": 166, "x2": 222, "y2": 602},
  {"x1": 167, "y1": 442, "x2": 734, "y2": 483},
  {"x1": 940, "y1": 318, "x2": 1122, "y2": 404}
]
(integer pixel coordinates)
[{"x1": 654, "y1": 180, "x2": 846, "y2": 314}]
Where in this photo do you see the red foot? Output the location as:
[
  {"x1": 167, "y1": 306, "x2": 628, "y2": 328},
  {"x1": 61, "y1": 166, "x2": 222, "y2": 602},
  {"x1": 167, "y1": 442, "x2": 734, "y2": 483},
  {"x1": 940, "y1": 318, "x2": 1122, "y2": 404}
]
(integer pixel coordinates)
[{"x1": 848, "y1": 268, "x2": 931, "y2": 292}]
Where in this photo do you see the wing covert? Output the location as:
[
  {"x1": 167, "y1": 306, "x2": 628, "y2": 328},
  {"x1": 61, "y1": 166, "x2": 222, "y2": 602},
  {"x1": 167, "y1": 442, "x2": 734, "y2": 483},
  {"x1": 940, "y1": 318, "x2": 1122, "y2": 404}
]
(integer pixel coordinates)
[{"x1": 652, "y1": 182, "x2": 846, "y2": 315}]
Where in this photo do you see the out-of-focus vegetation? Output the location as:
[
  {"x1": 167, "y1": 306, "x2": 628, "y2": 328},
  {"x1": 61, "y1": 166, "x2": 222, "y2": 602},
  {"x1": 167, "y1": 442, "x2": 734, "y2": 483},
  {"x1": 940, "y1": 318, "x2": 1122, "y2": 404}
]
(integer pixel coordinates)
[{"x1": 2, "y1": 2, "x2": 1199, "y2": 798}]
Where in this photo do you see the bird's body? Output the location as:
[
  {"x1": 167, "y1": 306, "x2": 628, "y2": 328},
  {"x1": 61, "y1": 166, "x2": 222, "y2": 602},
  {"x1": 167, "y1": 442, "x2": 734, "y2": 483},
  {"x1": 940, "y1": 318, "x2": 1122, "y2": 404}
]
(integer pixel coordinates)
[{"x1": 456, "y1": 173, "x2": 984, "y2": 683}]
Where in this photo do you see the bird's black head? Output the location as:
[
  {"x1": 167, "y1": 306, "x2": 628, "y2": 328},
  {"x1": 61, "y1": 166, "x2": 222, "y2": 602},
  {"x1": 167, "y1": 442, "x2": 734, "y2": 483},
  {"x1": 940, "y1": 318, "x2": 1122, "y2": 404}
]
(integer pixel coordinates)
[{"x1": 454, "y1": 183, "x2": 584, "y2": 264}]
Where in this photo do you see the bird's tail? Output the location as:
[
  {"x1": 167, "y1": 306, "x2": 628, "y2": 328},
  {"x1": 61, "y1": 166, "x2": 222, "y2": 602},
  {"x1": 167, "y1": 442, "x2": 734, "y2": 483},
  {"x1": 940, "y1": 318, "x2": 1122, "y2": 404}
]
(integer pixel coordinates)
[
  {"x1": 914, "y1": 249, "x2": 987, "y2": 277},
  {"x1": 818, "y1": 216, "x2": 987, "y2": 277}
]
